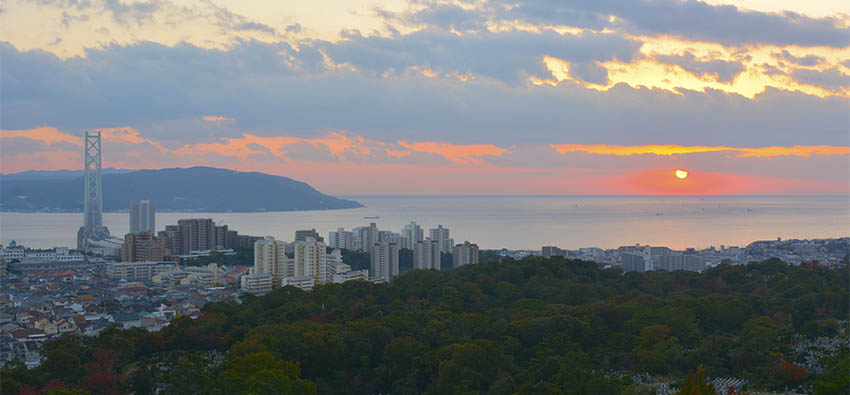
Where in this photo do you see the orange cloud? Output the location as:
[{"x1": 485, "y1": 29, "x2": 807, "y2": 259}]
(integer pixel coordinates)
[
  {"x1": 202, "y1": 115, "x2": 235, "y2": 122},
  {"x1": 176, "y1": 133, "x2": 300, "y2": 159},
  {"x1": 0, "y1": 126, "x2": 81, "y2": 147},
  {"x1": 100, "y1": 127, "x2": 170, "y2": 152},
  {"x1": 397, "y1": 141, "x2": 509, "y2": 164},
  {"x1": 551, "y1": 144, "x2": 850, "y2": 158},
  {"x1": 311, "y1": 132, "x2": 371, "y2": 159}
]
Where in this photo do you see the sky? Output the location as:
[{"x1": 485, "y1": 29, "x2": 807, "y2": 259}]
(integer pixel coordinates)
[{"x1": 1, "y1": 0, "x2": 849, "y2": 195}]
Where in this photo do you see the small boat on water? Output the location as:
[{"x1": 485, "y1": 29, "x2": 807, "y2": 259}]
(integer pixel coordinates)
[{"x1": 364, "y1": 216, "x2": 380, "y2": 219}]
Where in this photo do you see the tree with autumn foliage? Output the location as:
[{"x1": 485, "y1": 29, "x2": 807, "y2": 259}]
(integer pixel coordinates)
[{"x1": 675, "y1": 365, "x2": 717, "y2": 395}]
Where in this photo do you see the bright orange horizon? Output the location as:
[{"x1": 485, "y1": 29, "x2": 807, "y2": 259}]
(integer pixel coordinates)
[{"x1": 2, "y1": 126, "x2": 848, "y2": 195}]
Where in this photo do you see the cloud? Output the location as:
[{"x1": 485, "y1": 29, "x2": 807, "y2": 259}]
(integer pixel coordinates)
[
  {"x1": 484, "y1": 0, "x2": 850, "y2": 48},
  {"x1": 1, "y1": 40, "x2": 849, "y2": 149},
  {"x1": 772, "y1": 50, "x2": 825, "y2": 67},
  {"x1": 103, "y1": 0, "x2": 159, "y2": 25},
  {"x1": 316, "y1": 28, "x2": 642, "y2": 84},
  {"x1": 791, "y1": 67, "x2": 850, "y2": 92},
  {"x1": 202, "y1": 115, "x2": 235, "y2": 122},
  {"x1": 550, "y1": 144, "x2": 850, "y2": 158},
  {"x1": 654, "y1": 52, "x2": 745, "y2": 83}
]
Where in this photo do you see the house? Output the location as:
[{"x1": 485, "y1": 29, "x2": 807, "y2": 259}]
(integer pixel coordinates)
[
  {"x1": 0, "y1": 323, "x2": 22, "y2": 333},
  {"x1": 109, "y1": 313, "x2": 141, "y2": 329},
  {"x1": 139, "y1": 316, "x2": 168, "y2": 332},
  {"x1": 10, "y1": 328, "x2": 45, "y2": 341},
  {"x1": 33, "y1": 319, "x2": 58, "y2": 336},
  {"x1": 82, "y1": 319, "x2": 112, "y2": 337},
  {"x1": 56, "y1": 319, "x2": 79, "y2": 335}
]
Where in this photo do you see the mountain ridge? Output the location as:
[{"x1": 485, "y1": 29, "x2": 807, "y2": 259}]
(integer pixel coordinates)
[{"x1": 0, "y1": 166, "x2": 362, "y2": 212}]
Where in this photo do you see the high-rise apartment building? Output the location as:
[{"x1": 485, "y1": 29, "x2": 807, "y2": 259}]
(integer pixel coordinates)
[
  {"x1": 253, "y1": 237, "x2": 289, "y2": 285},
  {"x1": 130, "y1": 200, "x2": 156, "y2": 234},
  {"x1": 295, "y1": 229, "x2": 324, "y2": 243},
  {"x1": 293, "y1": 238, "x2": 327, "y2": 285},
  {"x1": 429, "y1": 225, "x2": 454, "y2": 254},
  {"x1": 370, "y1": 241, "x2": 399, "y2": 281},
  {"x1": 354, "y1": 223, "x2": 379, "y2": 252},
  {"x1": 178, "y1": 218, "x2": 215, "y2": 252},
  {"x1": 402, "y1": 222, "x2": 424, "y2": 250},
  {"x1": 452, "y1": 241, "x2": 480, "y2": 268},
  {"x1": 121, "y1": 231, "x2": 169, "y2": 262},
  {"x1": 214, "y1": 225, "x2": 237, "y2": 249},
  {"x1": 329, "y1": 228, "x2": 355, "y2": 250},
  {"x1": 414, "y1": 238, "x2": 440, "y2": 270},
  {"x1": 157, "y1": 218, "x2": 216, "y2": 255}
]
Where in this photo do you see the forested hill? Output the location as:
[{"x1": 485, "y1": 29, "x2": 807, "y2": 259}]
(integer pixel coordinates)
[
  {"x1": 0, "y1": 166, "x2": 362, "y2": 212},
  {"x1": 3, "y1": 257, "x2": 849, "y2": 394}
]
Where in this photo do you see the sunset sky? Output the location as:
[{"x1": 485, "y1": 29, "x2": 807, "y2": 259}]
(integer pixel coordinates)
[{"x1": 1, "y1": 0, "x2": 849, "y2": 195}]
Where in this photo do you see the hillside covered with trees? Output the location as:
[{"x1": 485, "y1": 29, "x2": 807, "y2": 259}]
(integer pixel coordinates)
[{"x1": 2, "y1": 257, "x2": 848, "y2": 394}]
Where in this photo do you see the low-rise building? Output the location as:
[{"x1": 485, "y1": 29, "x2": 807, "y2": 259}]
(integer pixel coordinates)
[
  {"x1": 281, "y1": 275, "x2": 315, "y2": 291},
  {"x1": 240, "y1": 273, "x2": 273, "y2": 293},
  {"x1": 106, "y1": 261, "x2": 177, "y2": 282}
]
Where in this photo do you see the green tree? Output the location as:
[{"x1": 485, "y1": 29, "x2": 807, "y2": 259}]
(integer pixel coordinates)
[
  {"x1": 814, "y1": 356, "x2": 850, "y2": 395},
  {"x1": 435, "y1": 340, "x2": 516, "y2": 394},
  {"x1": 213, "y1": 352, "x2": 316, "y2": 395}
]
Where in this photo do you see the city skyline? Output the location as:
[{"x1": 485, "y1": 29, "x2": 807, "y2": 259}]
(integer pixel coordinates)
[{"x1": 1, "y1": 1, "x2": 849, "y2": 195}]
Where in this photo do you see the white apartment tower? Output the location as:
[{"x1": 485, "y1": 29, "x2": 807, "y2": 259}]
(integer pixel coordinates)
[
  {"x1": 453, "y1": 241, "x2": 480, "y2": 268},
  {"x1": 429, "y1": 225, "x2": 454, "y2": 254},
  {"x1": 370, "y1": 241, "x2": 399, "y2": 281},
  {"x1": 328, "y1": 228, "x2": 355, "y2": 250},
  {"x1": 130, "y1": 200, "x2": 156, "y2": 234},
  {"x1": 254, "y1": 237, "x2": 288, "y2": 285},
  {"x1": 414, "y1": 238, "x2": 441, "y2": 270},
  {"x1": 354, "y1": 223, "x2": 379, "y2": 252},
  {"x1": 402, "y1": 222, "x2": 424, "y2": 250},
  {"x1": 293, "y1": 237, "x2": 328, "y2": 286}
]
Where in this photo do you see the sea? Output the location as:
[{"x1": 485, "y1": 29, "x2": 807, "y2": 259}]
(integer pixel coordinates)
[{"x1": 1, "y1": 195, "x2": 848, "y2": 251}]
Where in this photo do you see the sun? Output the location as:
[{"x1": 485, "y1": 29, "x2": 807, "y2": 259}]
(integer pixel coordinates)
[{"x1": 675, "y1": 169, "x2": 688, "y2": 179}]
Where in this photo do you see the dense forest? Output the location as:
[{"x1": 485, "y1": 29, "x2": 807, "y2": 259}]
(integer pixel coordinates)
[{"x1": 2, "y1": 257, "x2": 848, "y2": 394}]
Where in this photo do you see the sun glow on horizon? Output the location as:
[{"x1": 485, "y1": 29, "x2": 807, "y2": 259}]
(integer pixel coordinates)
[{"x1": 675, "y1": 169, "x2": 689, "y2": 179}]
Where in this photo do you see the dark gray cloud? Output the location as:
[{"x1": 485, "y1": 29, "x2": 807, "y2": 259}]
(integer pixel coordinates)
[
  {"x1": 316, "y1": 28, "x2": 641, "y2": 84},
  {"x1": 569, "y1": 61, "x2": 609, "y2": 85},
  {"x1": 655, "y1": 51, "x2": 745, "y2": 83},
  {"x1": 759, "y1": 63, "x2": 785, "y2": 77},
  {"x1": 1, "y1": 40, "x2": 848, "y2": 148},
  {"x1": 402, "y1": 3, "x2": 490, "y2": 31},
  {"x1": 772, "y1": 50, "x2": 825, "y2": 67},
  {"x1": 791, "y1": 67, "x2": 850, "y2": 91},
  {"x1": 391, "y1": 0, "x2": 850, "y2": 48},
  {"x1": 103, "y1": 0, "x2": 159, "y2": 25},
  {"x1": 61, "y1": 11, "x2": 90, "y2": 27}
]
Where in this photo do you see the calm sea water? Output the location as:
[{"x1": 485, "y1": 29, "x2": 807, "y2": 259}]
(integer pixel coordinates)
[{"x1": 1, "y1": 196, "x2": 848, "y2": 250}]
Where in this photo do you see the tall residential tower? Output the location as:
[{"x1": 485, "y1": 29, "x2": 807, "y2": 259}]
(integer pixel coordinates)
[{"x1": 130, "y1": 200, "x2": 156, "y2": 234}]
